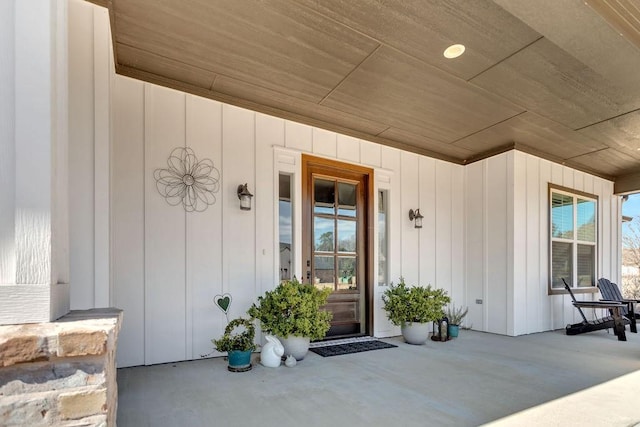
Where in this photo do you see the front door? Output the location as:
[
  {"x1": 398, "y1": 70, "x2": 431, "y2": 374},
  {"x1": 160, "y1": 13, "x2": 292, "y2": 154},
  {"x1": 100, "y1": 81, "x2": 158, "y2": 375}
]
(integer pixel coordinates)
[{"x1": 302, "y1": 155, "x2": 373, "y2": 337}]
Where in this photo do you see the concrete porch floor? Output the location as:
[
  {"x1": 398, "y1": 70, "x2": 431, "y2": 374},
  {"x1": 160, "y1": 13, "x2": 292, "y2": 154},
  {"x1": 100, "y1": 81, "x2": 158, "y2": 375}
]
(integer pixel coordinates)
[{"x1": 117, "y1": 329, "x2": 640, "y2": 426}]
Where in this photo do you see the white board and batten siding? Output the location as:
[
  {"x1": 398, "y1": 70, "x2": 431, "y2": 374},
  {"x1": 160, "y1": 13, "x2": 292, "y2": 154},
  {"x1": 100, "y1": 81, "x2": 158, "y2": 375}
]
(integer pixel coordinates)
[
  {"x1": 111, "y1": 75, "x2": 145, "y2": 367},
  {"x1": 67, "y1": 0, "x2": 140, "y2": 355},
  {"x1": 67, "y1": 0, "x2": 112, "y2": 310},
  {"x1": 105, "y1": 80, "x2": 468, "y2": 365},
  {"x1": 465, "y1": 155, "x2": 510, "y2": 335},
  {"x1": 70, "y1": 2, "x2": 622, "y2": 367},
  {"x1": 465, "y1": 151, "x2": 621, "y2": 336},
  {"x1": 143, "y1": 86, "x2": 188, "y2": 364}
]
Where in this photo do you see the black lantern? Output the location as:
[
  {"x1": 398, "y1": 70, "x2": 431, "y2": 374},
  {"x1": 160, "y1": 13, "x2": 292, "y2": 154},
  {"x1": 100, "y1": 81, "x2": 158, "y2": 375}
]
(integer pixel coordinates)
[
  {"x1": 409, "y1": 208, "x2": 423, "y2": 229},
  {"x1": 237, "y1": 183, "x2": 253, "y2": 211},
  {"x1": 431, "y1": 317, "x2": 449, "y2": 342}
]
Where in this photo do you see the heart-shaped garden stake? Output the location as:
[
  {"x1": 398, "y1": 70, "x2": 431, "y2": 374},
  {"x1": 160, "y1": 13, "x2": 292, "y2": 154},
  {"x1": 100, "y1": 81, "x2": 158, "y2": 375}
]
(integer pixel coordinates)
[{"x1": 214, "y1": 293, "x2": 232, "y2": 314}]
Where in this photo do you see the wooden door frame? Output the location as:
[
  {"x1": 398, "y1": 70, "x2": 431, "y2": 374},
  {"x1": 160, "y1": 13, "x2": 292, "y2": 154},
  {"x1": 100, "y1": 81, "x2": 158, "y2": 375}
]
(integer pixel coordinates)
[{"x1": 301, "y1": 154, "x2": 374, "y2": 336}]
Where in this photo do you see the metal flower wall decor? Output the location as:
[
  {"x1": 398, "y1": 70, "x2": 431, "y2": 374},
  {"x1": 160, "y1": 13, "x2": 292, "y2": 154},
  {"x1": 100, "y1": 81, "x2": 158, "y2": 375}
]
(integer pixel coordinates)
[{"x1": 154, "y1": 147, "x2": 220, "y2": 212}]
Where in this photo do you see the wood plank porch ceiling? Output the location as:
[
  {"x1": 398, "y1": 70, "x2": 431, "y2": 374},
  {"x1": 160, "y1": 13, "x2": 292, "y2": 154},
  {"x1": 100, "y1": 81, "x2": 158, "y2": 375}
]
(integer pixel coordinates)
[{"x1": 102, "y1": 0, "x2": 640, "y2": 193}]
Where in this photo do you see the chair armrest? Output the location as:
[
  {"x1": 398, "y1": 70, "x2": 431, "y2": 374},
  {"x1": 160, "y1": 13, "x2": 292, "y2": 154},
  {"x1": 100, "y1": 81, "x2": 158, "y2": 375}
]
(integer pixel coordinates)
[
  {"x1": 573, "y1": 301, "x2": 623, "y2": 308},
  {"x1": 600, "y1": 298, "x2": 639, "y2": 304}
]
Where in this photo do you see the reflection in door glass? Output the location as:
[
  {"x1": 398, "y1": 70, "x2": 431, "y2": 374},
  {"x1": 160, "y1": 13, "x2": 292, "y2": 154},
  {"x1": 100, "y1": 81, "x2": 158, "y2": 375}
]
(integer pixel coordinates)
[
  {"x1": 378, "y1": 190, "x2": 388, "y2": 286},
  {"x1": 338, "y1": 182, "x2": 357, "y2": 217},
  {"x1": 337, "y1": 220, "x2": 356, "y2": 252},
  {"x1": 314, "y1": 217, "x2": 334, "y2": 252},
  {"x1": 279, "y1": 174, "x2": 292, "y2": 282},
  {"x1": 314, "y1": 255, "x2": 334, "y2": 290},
  {"x1": 338, "y1": 257, "x2": 357, "y2": 290},
  {"x1": 314, "y1": 179, "x2": 334, "y2": 214}
]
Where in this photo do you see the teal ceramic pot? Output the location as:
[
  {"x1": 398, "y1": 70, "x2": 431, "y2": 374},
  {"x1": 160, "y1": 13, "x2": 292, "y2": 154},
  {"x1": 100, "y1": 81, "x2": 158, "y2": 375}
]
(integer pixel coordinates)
[
  {"x1": 448, "y1": 324, "x2": 460, "y2": 338},
  {"x1": 228, "y1": 350, "x2": 252, "y2": 369}
]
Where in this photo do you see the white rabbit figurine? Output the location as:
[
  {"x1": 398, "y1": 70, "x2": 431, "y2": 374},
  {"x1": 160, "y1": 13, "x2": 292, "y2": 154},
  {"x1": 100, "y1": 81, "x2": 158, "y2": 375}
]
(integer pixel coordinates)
[
  {"x1": 260, "y1": 335, "x2": 284, "y2": 368},
  {"x1": 285, "y1": 354, "x2": 297, "y2": 367}
]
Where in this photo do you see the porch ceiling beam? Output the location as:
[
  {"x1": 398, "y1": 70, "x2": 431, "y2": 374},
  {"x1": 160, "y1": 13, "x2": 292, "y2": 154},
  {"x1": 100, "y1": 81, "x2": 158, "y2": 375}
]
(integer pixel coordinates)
[
  {"x1": 84, "y1": 0, "x2": 108, "y2": 8},
  {"x1": 615, "y1": 172, "x2": 640, "y2": 195}
]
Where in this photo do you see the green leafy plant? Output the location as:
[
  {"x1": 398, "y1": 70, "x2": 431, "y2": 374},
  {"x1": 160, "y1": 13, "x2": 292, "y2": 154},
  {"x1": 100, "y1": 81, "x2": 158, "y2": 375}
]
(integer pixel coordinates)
[
  {"x1": 247, "y1": 278, "x2": 333, "y2": 340},
  {"x1": 445, "y1": 304, "x2": 468, "y2": 326},
  {"x1": 212, "y1": 317, "x2": 256, "y2": 353},
  {"x1": 382, "y1": 278, "x2": 450, "y2": 326}
]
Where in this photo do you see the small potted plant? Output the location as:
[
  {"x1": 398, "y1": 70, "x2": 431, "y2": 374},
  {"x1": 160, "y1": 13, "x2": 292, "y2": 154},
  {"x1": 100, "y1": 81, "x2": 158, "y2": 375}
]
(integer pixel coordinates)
[
  {"x1": 445, "y1": 304, "x2": 468, "y2": 338},
  {"x1": 212, "y1": 317, "x2": 256, "y2": 372},
  {"x1": 248, "y1": 278, "x2": 332, "y2": 360},
  {"x1": 382, "y1": 277, "x2": 450, "y2": 345}
]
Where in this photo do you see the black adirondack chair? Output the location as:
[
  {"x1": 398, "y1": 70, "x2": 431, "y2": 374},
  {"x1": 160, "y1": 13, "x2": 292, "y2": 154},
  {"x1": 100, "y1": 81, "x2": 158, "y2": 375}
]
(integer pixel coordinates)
[
  {"x1": 597, "y1": 278, "x2": 639, "y2": 333},
  {"x1": 563, "y1": 278, "x2": 629, "y2": 340}
]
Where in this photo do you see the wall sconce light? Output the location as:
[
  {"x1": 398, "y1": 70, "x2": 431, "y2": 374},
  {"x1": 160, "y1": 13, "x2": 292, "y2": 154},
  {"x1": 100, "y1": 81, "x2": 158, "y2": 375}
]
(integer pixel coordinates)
[
  {"x1": 409, "y1": 209, "x2": 423, "y2": 229},
  {"x1": 237, "y1": 183, "x2": 253, "y2": 211}
]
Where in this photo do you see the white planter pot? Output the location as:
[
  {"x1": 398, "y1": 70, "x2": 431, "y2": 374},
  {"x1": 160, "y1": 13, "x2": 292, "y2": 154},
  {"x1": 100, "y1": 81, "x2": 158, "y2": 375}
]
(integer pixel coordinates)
[
  {"x1": 279, "y1": 335, "x2": 310, "y2": 361},
  {"x1": 401, "y1": 322, "x2": 430, "y2": 345}
]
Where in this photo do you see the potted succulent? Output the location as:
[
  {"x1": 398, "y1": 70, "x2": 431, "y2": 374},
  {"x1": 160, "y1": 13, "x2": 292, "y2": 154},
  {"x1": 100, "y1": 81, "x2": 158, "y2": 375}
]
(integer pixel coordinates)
[
  {"x1": 248, "y1": 278, "x2": 332, "y2": 360},
  {"x1": 212, "y1": 317, "x2": 256, "y2": 372},
  {"x1": 445, "y1": 304, "x2": 468, "y2": 338},
  {"x1": 382, "y1": 278, "x2": 450, "y2": 345}
]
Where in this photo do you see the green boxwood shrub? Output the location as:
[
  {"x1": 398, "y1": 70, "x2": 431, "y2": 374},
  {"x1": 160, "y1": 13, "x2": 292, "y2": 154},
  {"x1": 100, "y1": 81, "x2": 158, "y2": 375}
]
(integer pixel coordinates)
[
  {"x1": 212, "y1": 317, "x2": 256, "y2": 353},
  {"x1": 248, "y1": 278, "x2": 332, "y2": 340},
  {"x1": 382, "y1": 278, "x2": 450, "y2": 326}
]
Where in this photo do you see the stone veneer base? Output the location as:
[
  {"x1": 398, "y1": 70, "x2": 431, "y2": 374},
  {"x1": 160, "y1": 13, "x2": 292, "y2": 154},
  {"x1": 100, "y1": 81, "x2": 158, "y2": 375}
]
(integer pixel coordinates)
[{"x1": 0, "y1": 308, "x2": 123, "y2": 426}]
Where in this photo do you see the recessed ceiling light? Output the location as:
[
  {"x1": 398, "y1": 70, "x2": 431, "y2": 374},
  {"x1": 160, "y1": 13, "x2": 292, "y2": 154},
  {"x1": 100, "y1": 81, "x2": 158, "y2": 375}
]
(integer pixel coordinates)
[{"x1": 444, "y1": 44, "x2": 465, "y2": 59}]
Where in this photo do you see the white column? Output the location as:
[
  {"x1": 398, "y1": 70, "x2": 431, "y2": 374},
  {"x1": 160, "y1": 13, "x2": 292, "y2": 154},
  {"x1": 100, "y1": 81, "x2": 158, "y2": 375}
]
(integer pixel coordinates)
[
  {"x1": 0, "y1": 0, "x2": 70, "y2": 325},
  {"x1": 0, "y1": 0, "x2": 16, "y2": 286}
]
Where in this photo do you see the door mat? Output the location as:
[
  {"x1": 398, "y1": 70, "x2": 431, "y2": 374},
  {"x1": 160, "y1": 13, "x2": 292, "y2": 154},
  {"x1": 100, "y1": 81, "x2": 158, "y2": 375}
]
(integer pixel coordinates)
[
  {"x1": 309, "y1": 336, "x2": 379, "y2": 348},
  {"x1": 308, "y1": 340, "x2": 397, "y2": 357}
]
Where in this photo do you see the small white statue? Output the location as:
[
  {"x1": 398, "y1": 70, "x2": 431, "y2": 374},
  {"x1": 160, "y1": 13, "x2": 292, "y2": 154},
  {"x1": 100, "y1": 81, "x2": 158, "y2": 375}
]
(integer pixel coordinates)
[
  {"x1": 260, "y1": 335, "x2": 284, "y2": 368},
  {"x1": 285, "y1": 354, "x2": 297, "y2": 368}
]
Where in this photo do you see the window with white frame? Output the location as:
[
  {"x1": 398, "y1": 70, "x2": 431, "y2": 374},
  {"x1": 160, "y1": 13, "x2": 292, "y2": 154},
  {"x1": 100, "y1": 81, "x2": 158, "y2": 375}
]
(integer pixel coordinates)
[
  {"x1": 377, "y1": 189, "x2": 388, "y2": 287},
  {"x1": 549, "y1": 185, "x2": 598, "y2": 291},
  {"x1": 279, "y1": 173, "x2": 293, "y2": 283}
]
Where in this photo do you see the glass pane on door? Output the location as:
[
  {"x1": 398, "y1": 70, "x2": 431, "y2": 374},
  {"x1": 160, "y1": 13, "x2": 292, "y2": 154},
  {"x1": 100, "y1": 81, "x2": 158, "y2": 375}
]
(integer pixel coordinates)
[
  {"x1": 337, "y1": 182, "x2": 356, "y2": 217},
  {"x1": 313, "y1": 255, "x2": 334, "y2": 290},
  {"x1": 314, "y1": 217, "x2": 334, "y2": 252},
  {"x1": 338, "y1": 257, "x2": 357, "y2": 290},
  {"x1": 314, "y1": 179, "x2": 334, "y2": 214},
  {"x1": 337, "y1": 220, "x2": 356, "y2": 252}
]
